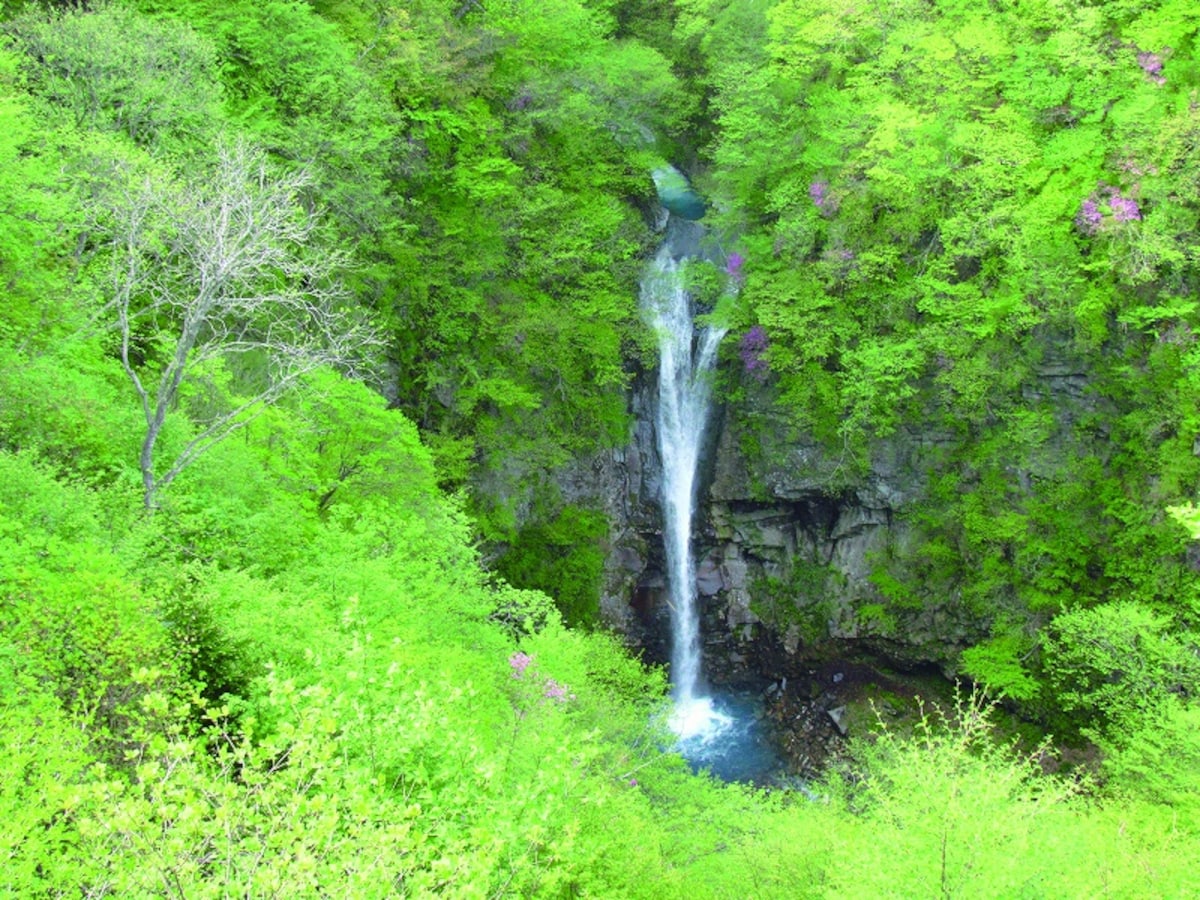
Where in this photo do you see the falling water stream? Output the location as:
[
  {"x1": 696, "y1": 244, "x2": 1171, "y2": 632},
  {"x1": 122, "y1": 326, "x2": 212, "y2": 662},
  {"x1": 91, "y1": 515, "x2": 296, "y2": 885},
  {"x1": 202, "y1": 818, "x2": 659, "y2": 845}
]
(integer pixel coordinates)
[
  {"x1": 642, "y1": 216, "x2": 780, "y2": 782},
  {"x1": 644, "y1": 237, "x2": 726, "y2": 708}
]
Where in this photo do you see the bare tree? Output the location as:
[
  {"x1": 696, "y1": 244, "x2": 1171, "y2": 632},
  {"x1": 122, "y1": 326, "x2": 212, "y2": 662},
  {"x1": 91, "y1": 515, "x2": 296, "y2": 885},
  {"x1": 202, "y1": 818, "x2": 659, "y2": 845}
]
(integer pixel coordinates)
[{"x1": 101, "y1": 140, "x2": 381, "y2": 508}]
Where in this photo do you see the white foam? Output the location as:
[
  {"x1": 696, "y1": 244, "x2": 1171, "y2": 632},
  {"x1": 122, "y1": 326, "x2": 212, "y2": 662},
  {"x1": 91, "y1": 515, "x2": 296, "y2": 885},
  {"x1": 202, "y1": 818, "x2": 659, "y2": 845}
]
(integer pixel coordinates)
[{"x1": 670, "y1": 695, "x2": 734, "y2": 745}]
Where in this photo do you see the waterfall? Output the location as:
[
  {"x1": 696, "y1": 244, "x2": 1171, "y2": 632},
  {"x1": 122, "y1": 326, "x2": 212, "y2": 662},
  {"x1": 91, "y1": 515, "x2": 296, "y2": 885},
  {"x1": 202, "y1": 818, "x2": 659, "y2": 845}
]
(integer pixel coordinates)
[
  {"x1": 641, "y1": 229, "x2": 731, "y2": 742},
  {"x1": 638, "y1": 184, "x2": 778, "y2": 781}
]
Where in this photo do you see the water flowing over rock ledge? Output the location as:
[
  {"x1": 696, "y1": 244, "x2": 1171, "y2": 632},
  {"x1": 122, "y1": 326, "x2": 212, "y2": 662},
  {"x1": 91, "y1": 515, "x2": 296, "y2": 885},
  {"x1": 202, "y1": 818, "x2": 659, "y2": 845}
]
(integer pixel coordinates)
[
  {"x1": 537, "y1": 184, "x2": 1123, "y2": 775},
  {"x1": 540, "y1": 335, "x2": 1114, "y2": 777},
  {"x1": 587, "y1": 380, "x2": 981, "y2": 684},
  {"x1": 576, "y1": 336, "x2": 1108, "y2": 683}
]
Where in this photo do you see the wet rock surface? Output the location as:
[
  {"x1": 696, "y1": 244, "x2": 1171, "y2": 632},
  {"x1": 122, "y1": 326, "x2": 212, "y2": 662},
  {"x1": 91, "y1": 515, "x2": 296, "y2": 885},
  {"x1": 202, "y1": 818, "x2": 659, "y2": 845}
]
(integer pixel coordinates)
[
  {"x1": 756, "y1": 660, "x2": 946, "y2": 779},
  {"x1": 511, "y1": 322, "x2": 1117, "y2": 779},
  {"x1": 547, "y1": 358, "x2": 977, "y2": 773},
  {"x1": 544, "y1": 360, "x2": 980, "y2": 773}
]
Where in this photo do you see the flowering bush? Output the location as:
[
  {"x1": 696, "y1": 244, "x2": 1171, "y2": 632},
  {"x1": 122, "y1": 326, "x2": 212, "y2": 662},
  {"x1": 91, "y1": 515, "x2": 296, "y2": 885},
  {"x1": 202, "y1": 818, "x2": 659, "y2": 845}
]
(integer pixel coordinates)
[
  {"x1": 1137, "y1": 50, "x2": 1165, "y2": 85},
  {"x1": 739, "y1": 325, "x2": 769, "y2": 378},
  {"x1": 1076, "y1": 198, "x2": 1103, "y2": 235},
  {"x1": 809, "y1": 179, "x2": 838, "y2": 215},
  {"x1": 1076, "y1": 184, "x2": 1141, "y2": 235},
  {"x1": 543, "y1": 678, "x2": 574, "y2": 702},
  {"x1": 509, "y1": 652, "x2": 575, "y2": 702},
  {"x1": 725, "y1": 251, "x2": 744, "y2": 282},
  {"x1": 1110, "y1": 194, "x2": 1141, "y2": 222}
]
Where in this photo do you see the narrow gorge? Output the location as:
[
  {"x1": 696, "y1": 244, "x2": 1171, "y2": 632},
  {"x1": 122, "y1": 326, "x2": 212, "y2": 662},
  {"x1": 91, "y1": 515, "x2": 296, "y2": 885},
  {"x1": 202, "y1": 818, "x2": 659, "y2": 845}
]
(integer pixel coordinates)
[
  {"x1": 545, "y1": 174, "x2": 1158, "y2": 777},
  {"x1": 6, "y1": 0, "x2": 1200, "y2": 892}
]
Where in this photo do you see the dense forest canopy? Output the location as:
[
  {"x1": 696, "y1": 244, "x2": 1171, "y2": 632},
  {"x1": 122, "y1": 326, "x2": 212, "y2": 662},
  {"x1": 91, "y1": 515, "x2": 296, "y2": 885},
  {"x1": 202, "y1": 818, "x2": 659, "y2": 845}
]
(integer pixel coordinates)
[{"x1": 1, "y1": 0, "x2": 1199, "y2": 895}]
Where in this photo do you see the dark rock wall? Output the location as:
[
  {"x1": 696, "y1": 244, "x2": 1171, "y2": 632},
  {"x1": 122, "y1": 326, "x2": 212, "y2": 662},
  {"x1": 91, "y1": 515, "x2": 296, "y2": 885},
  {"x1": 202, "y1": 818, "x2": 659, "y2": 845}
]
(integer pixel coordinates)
[
  {"x1": 562, "y1": 335, "x2": 1113, "y2": 689},
  {"x1": 565, "y1": 368, "x2": 956, "y2": 681}
]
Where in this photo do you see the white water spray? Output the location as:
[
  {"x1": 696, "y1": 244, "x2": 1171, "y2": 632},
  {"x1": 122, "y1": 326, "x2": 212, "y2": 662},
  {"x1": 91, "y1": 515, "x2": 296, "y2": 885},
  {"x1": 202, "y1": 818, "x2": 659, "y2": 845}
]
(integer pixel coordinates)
[{"x1": 641, "y1": 236, "x2": 731, "y2": 742}]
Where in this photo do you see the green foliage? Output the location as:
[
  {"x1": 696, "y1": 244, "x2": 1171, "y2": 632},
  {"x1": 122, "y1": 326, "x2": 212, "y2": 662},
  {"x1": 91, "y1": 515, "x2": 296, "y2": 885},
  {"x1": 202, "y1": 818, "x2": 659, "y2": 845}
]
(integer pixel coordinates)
[
  {"x1": 87, "y1": 133, "x2": 381, "y2": 507},
  {"x1": 750, "y1": 557, "x2": 839, "y2": 641},
  {"x1": 1042, "y1": 600, "x2": 1200, "y2": 731},
  {"x1": 6, "y1": 3, "x2": 223, "y2": 152},
  {"x1": 0, "y1": 346, "x2": 143, "y2": 480},
  {"x1": 155, "y1": 567, "x2": 257, "y2": 706},
  {"x1": 0, "y1": 48, "x2": 79, "y2": 347},
  {"x1": 704, "y1": 12, "x2": 1200, "y2": 815},
  {"x1": 252, "y1": 368, "x2": 439, "y2": 517},
  {"x1": 1101, "y1": 697, "x2": 1200, "y2": 821},
  {"x1": 0, "y1": 334, "x2": 690, "y2": 896},
  {"x1": 496, "y1": 504, "x2": 609, "y2": 627},
  {"x1": 332, "y1": 0, "x2": 663, "y2": 512},
  {"x1": 489, "y1": 582, "x2": 563, "y2": 638},
  {"x1": 694, "y1": 0, "x2": 1200, "y2": 520},
  {"x1": 960, "y1": 628, "x2": 1041, "y2": 702},
  {"x1": 0, "y1": 451, "x2": 172, "y2": 762},
  {"x1": 818, "y1": 691, "x2": 1081, "y2": 898}
]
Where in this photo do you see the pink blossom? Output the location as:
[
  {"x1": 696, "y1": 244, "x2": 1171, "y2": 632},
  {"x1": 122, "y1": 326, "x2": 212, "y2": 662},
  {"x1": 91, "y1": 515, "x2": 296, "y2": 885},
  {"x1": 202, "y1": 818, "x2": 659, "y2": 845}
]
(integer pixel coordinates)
[
  {"x1": 509, "y1": 651, "x2": 532, "y2": 678},
  {"x1": 1076, "y1": 186, "x2": 1142, "y2": 235},
  {"x1": 1136, "y1": 50, "x2": 1166, "y2": 85},
  {"x1": 1110, "y1": 194, "x2": 1142, "y2": 222},
  {"x1": 809, "y1": 179, "x2": 839, "y2": 215},
  {"x1": 543, "y1": 678, "x2": 574, "y2": 702},
  {"x1": 1076, "y1": 198, "x2": 1102, "y2": 235},
  {"x1": 740, "y1": 325, "x2": 769, "y2": 378}
]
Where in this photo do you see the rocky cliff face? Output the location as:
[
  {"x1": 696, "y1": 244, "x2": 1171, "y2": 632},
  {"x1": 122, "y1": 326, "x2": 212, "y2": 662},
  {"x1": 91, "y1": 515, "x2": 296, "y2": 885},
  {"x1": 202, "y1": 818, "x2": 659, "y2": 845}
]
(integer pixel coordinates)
[
  {"x1": 577, "y1": 338, "x2": 1104, "y2": 689},
  {"x1": 568, "y1": 368, "x2": 953, "y2": 681},
  {"x1": 555, "y1": 372, "x2": 665, "y2": 651},
  {"x1": 697, "y1": 395, "x2": 969, "y2": 682}
]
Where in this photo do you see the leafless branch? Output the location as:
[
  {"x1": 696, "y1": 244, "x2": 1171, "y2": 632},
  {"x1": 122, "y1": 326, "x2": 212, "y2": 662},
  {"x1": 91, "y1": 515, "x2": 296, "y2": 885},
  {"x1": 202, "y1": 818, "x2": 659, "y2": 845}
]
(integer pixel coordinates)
[{"x1": 98, "y1": 139, "x2": 383, "y2": 507}]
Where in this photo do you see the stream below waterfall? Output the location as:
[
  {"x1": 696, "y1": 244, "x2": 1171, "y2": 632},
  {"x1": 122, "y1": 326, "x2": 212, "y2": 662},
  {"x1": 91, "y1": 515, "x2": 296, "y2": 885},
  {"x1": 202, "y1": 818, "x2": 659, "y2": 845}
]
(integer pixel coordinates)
[{"x1": 669, "y1": 687, "x2": 782, "y2": 782}]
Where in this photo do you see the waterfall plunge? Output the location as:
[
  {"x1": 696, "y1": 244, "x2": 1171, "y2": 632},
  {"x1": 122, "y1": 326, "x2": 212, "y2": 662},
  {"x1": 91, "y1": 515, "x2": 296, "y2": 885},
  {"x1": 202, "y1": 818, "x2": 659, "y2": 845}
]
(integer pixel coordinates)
[{"x1": 641, "y1": 238, "x2": 732, "y2": 744}]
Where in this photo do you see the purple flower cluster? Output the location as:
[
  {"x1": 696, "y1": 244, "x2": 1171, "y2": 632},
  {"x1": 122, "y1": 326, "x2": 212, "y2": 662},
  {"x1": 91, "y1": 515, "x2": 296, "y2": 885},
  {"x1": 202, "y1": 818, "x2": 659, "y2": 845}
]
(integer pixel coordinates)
[
  {"x1": 509, "y1": 651, "x2": 532, "y2": 678},
  {"x1": 1137, "y1": 51, "x2": 1163, "y2": 75},
  {"x1": 740, "y1": 325, "x2": 769, "y2": 378},
  {"x1": 1137, "y1": 50, "x2": 1166, "y2": 85},
  {"x1": 809, "y1": 179, "x2": 838, "y2": 215},
  {"x1": 725, "y1": 251, "x2": 745, "y2": 281},
  {"x1": 1110, "y1": 194, "x2": 1142, "y2": 222},
  {"x1": 822, "y1": 246, "x2": 856, "y2": 269},
  {"x1": 1076, "y1": 198, "x2": 1103, "y2": 235},
  {"x1": 1118, "y1": 157, "x2": 1156, "y2": 178},
  {"x1": 508, "y1": 89, "x2": 534, "y2": 111},
  {"x1": 1077, "y1": 185, "x2": 1142, "y2": 235},
  {"x1": 542, "y1": 678, "x2": 575, "y2": 703},
  {"x1": 509, "y1": 652, "x2": 575, "y2": 703}
]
